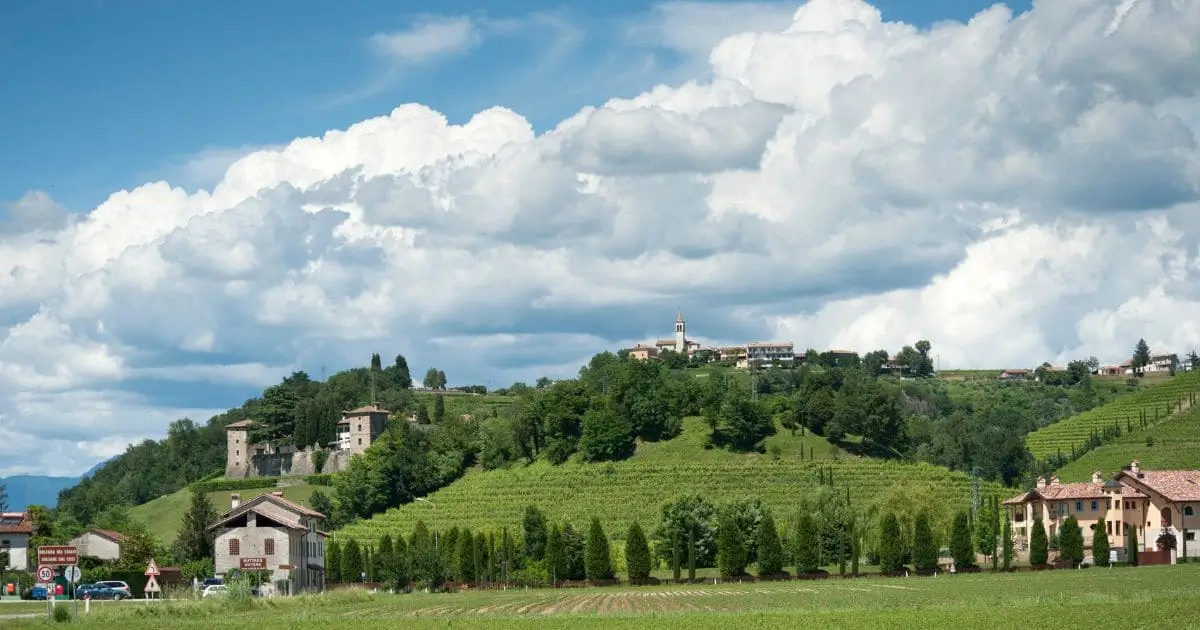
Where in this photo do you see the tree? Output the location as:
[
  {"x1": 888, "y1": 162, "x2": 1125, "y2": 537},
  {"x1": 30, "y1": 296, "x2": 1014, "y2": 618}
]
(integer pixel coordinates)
[
  {"x1": 653, "y1": 495, "x2": 718, "y2": 568},
  {"x1": 950, "y1": 511, "x2": 974, "y2": 568},
  {"x1": 585, "y1": 517, "x2": 614, "y2": 580},
  {"x1": 392, "y1": 354, "x2": 413, "y2": 389},
  {"x1": 326, "y1": 540, "x2": 342, "y2": 583},
  {"x1": 173, "y1": 488, "x2": 219, "y2": 562},
  {"x1": 456, "y1": 528, "x2": 475, "y2": 583},
  {"x1": 625, "y1": 522, "x2": 652, "y2": 580},
  {"x1": 523, "y1": 505, "x2": 549, "y2": 561},
  {"x1": 486, "y1": 532, "x2": 497, "y2": 582},
  {"x1": 342, "y1": 539, "x2": 364, "y2": 582},
  {"x1": 501, "y1": 527, "x2": 516, "y2": 580},
  {"x1": 1132, "y1": 339, "x2": 1152, "y2": 375},
  {"x1": 1030, "y1": 516, "x2": 1049, "y2": 566},
  {"x1": 974, "y1": 497, "x2": 998, "y2": 560},
  {"x1": 1001, "y1": 517, "x2": 1014, "y2": 570},
  {"x1": 370, "y1": 353, "x2": 382, "y2": 372},
  {"x1": 423, "y1": 367, "x2": 444, "y2": 389},
  {"x1": 1091, "y1": 522, "x2": 1110, "y2": 567},
  {"x1": 473, "y1": 531, "x2": 485, "y2": 583},
  {"x1": 545, "y1": 524, "x2": 566, "y2": 582},
  {"x1": 578, "y1": 406, "x2": 635, "y2": 461},
  {"x1": 706, "y1": 385, "x2": 775, "y2": 452},
  {"x1": 415, "y1": 402, "x2": 430, "y2": 425},
  {"x1": 434, "y1": 394, "x2": 446, "y2": 424},
  {"x1": 879, "y1": 513, "x2": 904, "y2": 573},
  {"x1": 716, "y1": 512, "x2": 747, "y2": 577},
  {"x1": 561, "y1": 523, "x2": 586, "y2": 580},
  {"x1": 755, "y1": 512, "x2": 784, "y2": 576},
  {"x1": 376, "y1": 534, "x2": 395, "y2": 587},
  {"x1": 1127, "y1": 525, "x2": 1139, "y2": 566},
  {"x1": 912, "y1": 510, "x2": 938, "y2": 572},
  {"x1": 308, "y1": 490, "x2": 335, "y2": 530},
  {"x1": 793, "y1": 512, "x2": 820, "y2": 574},
  {"x1": 1059, "y1": 516, "x2": 1084, "y2": 567}
]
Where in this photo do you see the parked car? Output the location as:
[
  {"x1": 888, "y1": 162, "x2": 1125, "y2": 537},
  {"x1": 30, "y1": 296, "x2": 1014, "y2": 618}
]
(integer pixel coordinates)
[
  {"x1": 23, "y1": 585, "x2": 48, "y2": 600},
  {"x1": 94, "y1": 580, "x2": 132, "y2": 597},
  {"x1": 74, "y1": 583, "x2": 126, "y2": 600},
  {"x1": 201, "y1": 577, "x2": 223, "y2": 588},
  {"x1": 202, "y1": 584, "x2": 227, "y2": 598}
]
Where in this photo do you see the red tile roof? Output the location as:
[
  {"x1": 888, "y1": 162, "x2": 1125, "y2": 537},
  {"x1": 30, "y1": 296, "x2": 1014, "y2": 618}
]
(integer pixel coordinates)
[
  {"x1": 90, "y1": 529, "x2": 127, "y2": 543},
  {"x1": 0, "y1": 512, "x2": 33, "y2": 534},
  {"x1": 225, "y1": 419, "x2": 255, "y2": 430},
  {"x1": 343, "y1": 405, "x2": 390, "y2": 415},
  {"x1": 1004, "y1": 481, "x2": 1147, "y2": 504},
  {"x1": 1121, "y1": 470, "x2": 1200, "y2": 502}
]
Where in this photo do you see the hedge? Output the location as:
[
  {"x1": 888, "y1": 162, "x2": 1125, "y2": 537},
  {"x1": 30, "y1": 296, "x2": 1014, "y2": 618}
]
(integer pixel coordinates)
[{"x1": 190, "y1": 475, "x2": 334, "y2": 493}]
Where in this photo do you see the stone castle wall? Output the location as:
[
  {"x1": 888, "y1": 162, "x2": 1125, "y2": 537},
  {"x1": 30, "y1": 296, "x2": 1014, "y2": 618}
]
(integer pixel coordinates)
[{"x1": 225, "y1": 446, "x2": 349, "y2": 479}]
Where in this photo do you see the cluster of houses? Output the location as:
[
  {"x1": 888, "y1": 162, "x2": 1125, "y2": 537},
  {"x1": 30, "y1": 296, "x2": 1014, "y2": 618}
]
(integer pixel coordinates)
[{"x1": 1000, "y1": 354, "x2": 1187, "y2": 381}]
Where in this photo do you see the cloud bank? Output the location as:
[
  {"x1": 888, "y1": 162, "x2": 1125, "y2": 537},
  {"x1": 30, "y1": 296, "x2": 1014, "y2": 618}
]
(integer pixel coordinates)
[{"x1": 3, "y1": 0, "x2": 1200, "y2": 475}]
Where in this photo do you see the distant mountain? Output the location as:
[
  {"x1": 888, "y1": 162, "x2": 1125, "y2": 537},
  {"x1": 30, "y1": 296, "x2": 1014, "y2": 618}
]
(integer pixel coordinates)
[{"x1": 0, "y1": 475, "x2": 80, "y2": 511}]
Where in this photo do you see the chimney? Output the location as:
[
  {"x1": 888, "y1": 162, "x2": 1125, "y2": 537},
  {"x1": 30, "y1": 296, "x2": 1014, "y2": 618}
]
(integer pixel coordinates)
[
  {"x1": 231, "y1": 493, "x2": 241, "y2": 510},
  {"x1": 1131, "y1": 459, "x2": 1141, "y2": 474},
  {"x1": 1050, "y1": 475, "x2": 1060, "y2": 486},
  {"x1": 1036, "y1": 476, "x2": 1047, "y2": 488},
  {"x1": 1092, "y1": 471, "x2": 1102, "y2": 484}
]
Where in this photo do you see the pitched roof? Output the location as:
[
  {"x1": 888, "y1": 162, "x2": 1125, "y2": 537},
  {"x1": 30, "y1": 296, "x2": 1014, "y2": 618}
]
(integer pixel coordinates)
[
  {"x1": 225, "y1": 419, "x2": 255, "y2": 430},
  {"x1": 343, "y1": 405, "x2": 390, "y2": 416},
  {"x1": 0, "y1": 512, "x2": 32, "y2": 534},
  {"x1": 1004, "y1": 481, "x2": 1147, "y2": 504},
  {"x1": 208, "y1": 493, "x2": 325, "y2": 531},
  {"x1": 90, "y1": 529, "x2": 127, "y2": 543},
  {"x1": 1120, "y1": 470, "x2": 1200, "y2": 502}
]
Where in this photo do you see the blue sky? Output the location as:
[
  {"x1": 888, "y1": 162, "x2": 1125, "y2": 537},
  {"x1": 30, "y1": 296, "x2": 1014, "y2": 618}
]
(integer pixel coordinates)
[{"x1": 0, "y1": 0, "x2": 1030, "y2": 213}]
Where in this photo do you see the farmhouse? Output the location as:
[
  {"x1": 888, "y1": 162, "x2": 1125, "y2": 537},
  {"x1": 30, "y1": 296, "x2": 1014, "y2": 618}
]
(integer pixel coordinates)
[
  {"x1": 210, "y1": 492, "x2": 328, "y2": 595},
  {"x1": 0, "y1": 511, "x2": 32, "y2": 571},
  {"x1": 999, "y1": 369, "x2": 1031, "y2": 380},
  {"x1": 68, "y1": 529, "x2": 125, "y2": 561},
  {"x1": 1004, "y1": 461, "x2": 1199, "y2": 563}
]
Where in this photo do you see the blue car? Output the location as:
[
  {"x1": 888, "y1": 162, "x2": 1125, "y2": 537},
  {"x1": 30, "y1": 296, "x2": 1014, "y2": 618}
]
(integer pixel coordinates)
[
  {"x1": 74, "y1": 583, "x2": 126, "y2": 600},
  {"x1": 26, "y1": 585, "x2": 48, "y2": 600}
]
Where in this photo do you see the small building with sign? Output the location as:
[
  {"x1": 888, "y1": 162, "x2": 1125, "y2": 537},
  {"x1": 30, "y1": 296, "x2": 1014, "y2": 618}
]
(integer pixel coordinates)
[
  {"x1": 209, "y1": 492, "x2": 327, "y2": 595},
  {"x1": 0, "y1": 511, "x2": 33, "y2": 571},
  {"x1": 67, "y1": 530, "x2": 126, "y2": 562}
]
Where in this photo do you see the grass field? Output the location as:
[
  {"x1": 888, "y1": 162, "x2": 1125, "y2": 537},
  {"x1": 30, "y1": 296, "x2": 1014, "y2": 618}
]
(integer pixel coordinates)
[
  {"x1": 128, "y1": 483, "x2": 323, "y2": 545},
  {"x1": 1025, "y1": 371, "x2": 1200, "y2": 460},
  {"x1": 334, "y1": 416, "x2": 1003, "y2": 546},
  {"x1": 1056, "y1": 404, "x2": 1200, "y2": 481},
  {"x1": 9, "y1": 564, "x2": 1200, "y2": 629}
]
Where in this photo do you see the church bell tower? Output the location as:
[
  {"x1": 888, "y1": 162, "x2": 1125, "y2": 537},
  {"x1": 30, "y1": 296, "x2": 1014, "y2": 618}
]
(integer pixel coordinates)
[{"x1": 675, "y1": 310, "x2": 686, "y2": 353}]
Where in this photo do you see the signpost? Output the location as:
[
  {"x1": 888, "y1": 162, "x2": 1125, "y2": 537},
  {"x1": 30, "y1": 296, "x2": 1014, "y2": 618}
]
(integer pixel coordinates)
[
  {"x1": 64, "y1": 565, "x2": 82, "y2": 619},
  {"x1": 144, "y1": 576, "x2": 161, "y2": 597},
  {"x1": 36, "y1": 566, "x2": 54, "y2": 584},
  {"x1": 239, "y1": 557, "x2": 266, "y2": 570},
  {"x1": 37, "y1": 546, "x2": 78, "y2": 567},
  {"x1": 144, "y1": 559, "x2": 160, "y2": 601}
]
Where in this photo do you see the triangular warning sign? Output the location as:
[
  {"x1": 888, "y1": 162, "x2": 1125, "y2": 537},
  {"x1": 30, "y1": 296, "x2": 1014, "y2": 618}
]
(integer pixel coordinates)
[
  {"x1": 144, "y1": 559, "x2": 160, "y2": 576},
  {"x1": 144, "y1": 575, "x2": 160, "y2": 592}
]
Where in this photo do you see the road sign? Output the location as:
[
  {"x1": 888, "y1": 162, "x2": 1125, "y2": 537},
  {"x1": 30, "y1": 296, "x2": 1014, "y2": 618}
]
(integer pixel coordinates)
[
  {"x1": 64, "y1": 565, "x2": 82, "y2": 583},
  {"x1": 36, "y1": 566, "x2": 54, "y2": 583},
  {"x1": 144, "y1": 558, "x2": 160, "y2": 576},
  {"x1": 239, "y1": 557, "x2": 266, "y2": 570},
  {"x1": 37, "y1": 546, "x2": 78, "y2": 566},
  {"x1": 144, "y1": 575, "x2": 161, "y2": 593}
]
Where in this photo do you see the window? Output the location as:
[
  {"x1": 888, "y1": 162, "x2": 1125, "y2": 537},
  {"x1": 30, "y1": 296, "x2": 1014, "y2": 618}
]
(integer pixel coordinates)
[
  {"x1": 1187, "y1": 532, "x2": 1196, "y2": 542},
  {"x1": 1106, "y1": 499, "x2": 1112, "y2": 509},
  {"x1": 358, "y1": 438, "x2": 362, "y2": 445},
  {"x1": 229, "y1": 539, "x2": 240, "y2": 556},
  {"x1": 1186, "y1": 506, "x2": 1195, "y2": 516},
  {"x1": 1116, "y1": 521, "x2": 1122, "y2": 535},
  {"x1": 1091, "y1": 500, "x2": 1098, "y2": 511},
  {"x1": 1106, "y1": 521, "x2": 1112, "y2": 535},
  {"x1": 1076, "y1": 501, "x2": 1083, "y2": 512},
  {"x1": 357, "y1": 424, "x2": 361, "y2": 432},
  {"x1": 265, "y1": 538, "x2": 275, "y2": 556}
]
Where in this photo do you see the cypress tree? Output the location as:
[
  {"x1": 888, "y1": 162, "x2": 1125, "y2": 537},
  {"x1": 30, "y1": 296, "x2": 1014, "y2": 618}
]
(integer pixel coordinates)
[
  {"x1": 1059, "y1": 516, "x2": 1084, "y2": 567},
  {"x1": 442, "y1": 527, "x2": 460, "y2": 578},
  {"x1": 326, "y1": 540, "x2": 342, "y2": 583},
  {"x1": 1001, "y1": 518, "x2": 1014, "y2": 570},
  {"x1": 377, "y1": 535, "x2": 394, "y2": 584},
  {"x1": 950, "y1": 511, "x2": 974, "y2": 568},
  {"x1": 391, "y1": 534, "x2": 410, "y2": 591},
  {"x1": 365, "y1": 547, "x2": 375, "y2": 582},
  {"x1": 585, "y1": 517, "x2": 614, "y2": 580},
  {"x1": 625, "y1": 521, "x2": 652, "y2": 580},
  {"x1": 912, "y1": 510, "x2": 938, "y2": 572},
  {"x1": 174, "y1": 488, "x2": 219, "y2": 563},
  {"x1": 545, "y1": 524, "x2": 566, "y2": 583},
  {"x1": 342, "y1": 539, "x2": 364, "y2": 582},
  {"x1": 1126, "y1": 525, "x2": 1138, "y2": 566},
  {"x1": 1030, "y1": 516, "x2": 1049, "y2": 566},
  {"x1": 756, "y1": 512, "x2": 784, "y2": 576},
  {"x1": 879, "y1": 513, "x2": 904, "y2": 573},
  {"x1": 486, "y1": 532, "x2": 497, "y2": 582},
  {"x1": 990, "y1": 497, "x2": 1000, "y2": 572},
  {"x1": 670, "y1": 531, "x2": 681, "y2": 580},
  {"x1": 850, "y1": 522, "x2": 860, "y2": 575},
  {"x1": 473, "y1": 532, "x2": 485, "y2": 583},
  {"x1": 456, "y1": 528, "x2": 474, "y2": 583},
  {"x1": 501, "y1": 527, "x2": 515, "y2": 580},
  {"x1": 716, "y1": 512, "x2": 747, "y2": 577},
  {"x1": 1091, "y1": 522, "x2": 1110, "y2": 567},
  {"x1": 687, "y1": 523, "x2": 697, "y2": 581},
  {"x1": 523, "y1": 506, "x2": 549, "y2": 561},
  {"x1": 793, "y1": 512, "x2": 820, "y2": 574}
]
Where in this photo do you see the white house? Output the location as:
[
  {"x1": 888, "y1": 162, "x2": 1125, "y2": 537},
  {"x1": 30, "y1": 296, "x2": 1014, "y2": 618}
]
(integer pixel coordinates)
[
  {"x1": 68, "y1": 529, "x2": 125, "y2": 561},
  {"x1": 0, "y1": 512, "x2": 33, "y2": 571},
  {"x1": 209, "y1": 492, "x2": 328, "y2": 595}
]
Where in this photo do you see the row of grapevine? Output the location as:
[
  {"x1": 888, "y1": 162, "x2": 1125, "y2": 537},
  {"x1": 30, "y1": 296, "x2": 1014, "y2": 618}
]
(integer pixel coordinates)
[{"x1": 1026, "y1": 371, "x2": 1200, "y2": 460}]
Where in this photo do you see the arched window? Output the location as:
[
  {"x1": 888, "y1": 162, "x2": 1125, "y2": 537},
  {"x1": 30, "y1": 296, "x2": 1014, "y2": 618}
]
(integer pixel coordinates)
[
  {"x1": 1161, "y1": 507, "x2": 1173, "y2": 527},
  {"x1": 1186, "y1": 506, "x2": 1195, "y2": 516}
]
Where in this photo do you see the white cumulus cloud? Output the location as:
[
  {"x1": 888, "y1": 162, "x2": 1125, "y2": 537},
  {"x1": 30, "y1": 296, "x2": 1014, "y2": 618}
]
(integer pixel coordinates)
[{"x1": 3, "y1": 0, "x2": 1200, "y2": 475}]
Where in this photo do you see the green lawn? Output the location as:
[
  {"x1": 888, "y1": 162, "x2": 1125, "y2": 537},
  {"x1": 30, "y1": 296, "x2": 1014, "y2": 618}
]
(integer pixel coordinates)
[
  {"x1": 128, "y1": 483, "x2": 323, "y2": 545},
  {"x1": 12, "y1": 564, "x2": 1200, "y2": 629},
  {"x1": 334, "y1": 416, "x2": 1003, "y2": 546},
  {"x1": 1057, "y1": 404, "x2": 1200, "y2": 481}
]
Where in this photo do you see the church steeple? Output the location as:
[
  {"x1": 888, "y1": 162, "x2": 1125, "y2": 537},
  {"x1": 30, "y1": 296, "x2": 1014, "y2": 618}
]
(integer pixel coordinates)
[{"x1": 674, "y1": 309, "x2": 686, "y2": 352}]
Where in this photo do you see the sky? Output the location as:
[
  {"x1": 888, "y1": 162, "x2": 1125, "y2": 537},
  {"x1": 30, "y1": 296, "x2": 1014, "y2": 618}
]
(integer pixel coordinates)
[{"x1": 2, "y1": 0, "x2": 1199, "y2": 476}]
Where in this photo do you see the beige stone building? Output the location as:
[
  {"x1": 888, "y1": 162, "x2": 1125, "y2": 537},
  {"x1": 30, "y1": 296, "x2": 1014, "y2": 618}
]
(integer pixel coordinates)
[
  {"x1": 68, "y1": 529, "x2": 125, "y2": 561},
  {"x1": 0, "y1": 511, "x2": 32, "y2": 571},
  {"x1": 1005, "y1": 461, "x2": 1199, "y2": 562},
  {"x1": 210, "y1": 492, "x2": 328, "y2": 595},
  {"x1": 335, "y1": 405, "x2": 389, "y2": 456}
]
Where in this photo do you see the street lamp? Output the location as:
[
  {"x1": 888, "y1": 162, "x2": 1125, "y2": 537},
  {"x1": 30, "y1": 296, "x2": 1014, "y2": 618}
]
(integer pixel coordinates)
[{"x1": 415, "y1": 497, "x2": 437, "y2": 551}]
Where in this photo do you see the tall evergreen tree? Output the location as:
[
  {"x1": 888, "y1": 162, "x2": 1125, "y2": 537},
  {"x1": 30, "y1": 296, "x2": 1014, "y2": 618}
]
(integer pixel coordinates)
[
  {"x1": 434, "y1": 394, "x2": 446, "y2": 424},
  {"x1": 670, "y1": 531, "x2": 681, "y2": 580},
  {"x1": 1001, "y1": 518, "x2": 1014, "y2": 570},
  {"x1": 1127, "y1": 525, "x2": 1139, "y2": 566},
  {"x1": 850, "y1": 521, "x2": 860, "y2": 575},
  {"x1": 716, "y1": 512, "x2": 747, "y2": 577},
  {"x1": 326, "y1": 540, "x2": 342, "y2": 583},
  {"x1": 950, "y1": 511, "x2": 975, "y2": 568},
  {"x1": 442, "y1": 527, "x2": 461, "y2": 578},
  {"x1": 473, "y1": 531, "x2": 485, "y2": 583},
  {"x1": 1091, "y1": 523, "x2": 1110, "y2": 567},
  {"x1": 585, "y1": 517, "x2": 614, "y2": 580},
  {"x1": 756, "y1": 512, "x2": 784, "y2": 576},
  {"x1": 793, "y1": 512, "x2": 820, "y2": 574},
  {"x1": 342, "y1": 539, "x2": 364, "y2": 582},
  {"x1": 912, "y1": 510, "x2": 938, "y2": 572},
  {"x1": 1132, "y1": 339, "x2": 1152, "y2": 373},
  {"x1": 687, "y1": 523, "x2": 697, "y2": 581},
  {"x1": 393, "y1": 354, "x2": 413, "y2": 389},
  {"x1": 370, "y1": 353, "x2": 383, "y2": 372},
  {"x1": 1059, "y1": 516, "x2": 1084, "y2": 567},
  {"x1": 1030, "y1": 516, "x2": 1049, "y2": 566},
  {"x1": 879, "y1": 513, "x2": 904, "y2": 573},
  {"x1": 457, "y1": 528, "x2": 475, "y2": 583},
  {"x1": 376, "y1": 536, "x2": 394, "y2": 581},
  {"x1": 625, "y1": 521, "x2": 652, "y2": 580},
  {"x1": 545, "y1": 524, "x2": 566, "y2": 582},
  {"x1": 173, "y1": 488, "x2": 219, "y2": 562},
  {"x1": 501, "y1": 527, "x2": 516, "y2": 580},
  {"x1": 486, "y1": 532, "x2": 497, "y2": 582},
  {"x1": 523, "y1": 505, "x2": 549, "y2": 561}
]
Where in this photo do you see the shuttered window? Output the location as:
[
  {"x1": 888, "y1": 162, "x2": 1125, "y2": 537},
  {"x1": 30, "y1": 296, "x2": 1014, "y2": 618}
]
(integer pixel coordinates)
[{"x1": 229, "y1": 539, "x2": 240, "y2": 556}]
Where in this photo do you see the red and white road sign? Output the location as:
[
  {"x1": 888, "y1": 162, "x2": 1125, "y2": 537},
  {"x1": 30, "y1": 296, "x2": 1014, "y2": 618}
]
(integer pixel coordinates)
[
  {"x1": 144, "y1": 558, "x2": 160, "y2": 576},
  {"x1": 36, "y1": 565, "x2": 54, "y2": 583},
  {"x1": 144, "y1": 575, "x2": 161, "y2": 593}
]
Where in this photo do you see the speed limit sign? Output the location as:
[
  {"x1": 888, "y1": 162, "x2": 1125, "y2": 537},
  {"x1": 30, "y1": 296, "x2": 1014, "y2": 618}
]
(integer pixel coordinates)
[{"x1": 36, "y1": 565, "x2": 54, "y2": 583}]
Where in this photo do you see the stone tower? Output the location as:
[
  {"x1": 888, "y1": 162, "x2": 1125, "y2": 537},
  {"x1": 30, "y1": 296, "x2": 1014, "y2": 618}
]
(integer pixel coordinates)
[
  {"x1": 225, "y1": 420, "x2": 253, "y2": 478},
  {"x1": 337, "y1": 405, "x2": 390, "y2": 456},
  {"x1": 675, "y1": 310, "x2": 686, "y2": 353}
]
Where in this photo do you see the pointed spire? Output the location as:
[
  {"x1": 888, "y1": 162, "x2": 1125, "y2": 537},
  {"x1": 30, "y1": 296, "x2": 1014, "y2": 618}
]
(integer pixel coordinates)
[{"x1": 676, "y1": 309, "x2": 684, "y2": 324}]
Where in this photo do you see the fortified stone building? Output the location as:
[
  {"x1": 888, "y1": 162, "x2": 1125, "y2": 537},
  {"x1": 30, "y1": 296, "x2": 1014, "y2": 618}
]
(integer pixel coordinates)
[{"x1": 224, "y1": 406, "x2": 390, "y2": 478}]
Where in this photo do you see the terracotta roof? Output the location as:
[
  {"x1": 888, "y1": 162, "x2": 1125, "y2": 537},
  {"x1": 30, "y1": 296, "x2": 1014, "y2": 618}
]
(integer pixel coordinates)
[
  {"x1": 1121, "y1": 470, "x2": 1200, "y2": 502},
  {"x1": 748, "y1": 341, "x2": 794, "y2": 348},
  {"x1": 1005, "y1": 481, "x2": 1147, "y2": 504},
  {"x1": 209, "y1": 493, "x2": 325, "y2": 531},
  {"x1": 90, "y1": 529, "x2": 127, "y2": 543},
  {"x1": 225, "y1": 419, "x2": 255, "y2": 430},
  {"x1": 0, "y1": 512, "x2": 33, "y2": 534},
  {"x1": 344, "y1": 405, "x2": 389, "y2": 415},
  {"x1": 826, "y1": 349, "x2": 857, "y2": 355}
]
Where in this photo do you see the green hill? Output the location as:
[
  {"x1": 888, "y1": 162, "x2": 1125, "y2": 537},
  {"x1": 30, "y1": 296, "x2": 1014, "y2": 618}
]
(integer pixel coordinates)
[
  {"x1": 1025, "y1": 371, "x2": 1200, "y2": 461},
  {"x1": 1056, "y1": 404, "x2": 1200, "y2": 481},
  {"x1": 334, "y1": 417, "x2": 1004, "y2": 546},
  {"x1": 411, "y1": 391, "x2": 515, "y2": 419},
  {"x1": 129, "y1": 482, "x2": 323, "y2": 545}
]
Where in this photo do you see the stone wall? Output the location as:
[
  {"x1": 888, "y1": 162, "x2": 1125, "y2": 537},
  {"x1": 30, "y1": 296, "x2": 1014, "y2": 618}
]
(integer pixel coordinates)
[{"x1": 227, "y1": 446, "x2": 351, "y2": 479}]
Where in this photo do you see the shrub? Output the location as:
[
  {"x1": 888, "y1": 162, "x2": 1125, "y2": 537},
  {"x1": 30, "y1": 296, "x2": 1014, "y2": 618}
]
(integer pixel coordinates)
[
  {"x1": 305, "y1": 474, "x2": 334, "y2": 486},
  {"x1": 53, "y1": 605, "x2": 72, "y2": 623}
]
